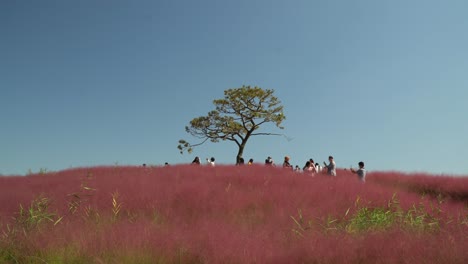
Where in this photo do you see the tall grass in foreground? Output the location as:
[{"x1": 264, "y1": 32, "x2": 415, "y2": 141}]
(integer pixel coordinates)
[{"x1": 0, "y1": 166, "x2": 467, "y2": 263}]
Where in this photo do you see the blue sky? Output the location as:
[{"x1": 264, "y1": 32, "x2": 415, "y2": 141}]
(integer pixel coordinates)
[{"x1": 1, "y1": 0, "x2": 467, "y2": 176}]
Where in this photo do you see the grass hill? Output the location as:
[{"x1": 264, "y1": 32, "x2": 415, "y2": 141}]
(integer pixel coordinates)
[{"x1": 1, "y1": 165, "x2": 467, "y2": 263}]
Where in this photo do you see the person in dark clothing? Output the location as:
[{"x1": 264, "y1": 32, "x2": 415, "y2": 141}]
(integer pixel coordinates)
[{"x1": 192, "y1": 156, "x2": 201, "y2": 165}]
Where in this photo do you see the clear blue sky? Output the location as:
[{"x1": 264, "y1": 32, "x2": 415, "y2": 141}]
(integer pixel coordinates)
[{"x1": 1, "y1": 0, "x2": 467, "y2": 176}]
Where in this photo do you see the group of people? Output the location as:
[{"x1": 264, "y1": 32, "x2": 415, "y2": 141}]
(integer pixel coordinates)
[
  {"x1": 276, "y1": 156, "x2": 336, "y2": 176},
  {"x1": 279, "y1": 155, "x2": 366, "y2": 182},
  {"x1": 190, "y1": 155, "x2": 366, "y2": 182},
  {"x1": 191, "y1": 156, "x2": 216, "y2": 167}
]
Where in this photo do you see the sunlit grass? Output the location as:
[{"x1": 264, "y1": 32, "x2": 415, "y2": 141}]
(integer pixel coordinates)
[{"x1": 1, "y1": 165, "x2": 467, "y2": 263}]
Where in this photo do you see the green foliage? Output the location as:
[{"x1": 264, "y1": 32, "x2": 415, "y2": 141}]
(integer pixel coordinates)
[
  {"x1": 291, "y1": 194, "x2": 444, "y2": 236},
  {"x1": 346, "y1": 194, "x2": 442, "y2": 233},
  {"x1": 26, "y1": 168, "x2": 48, "y2": 175},
  {"x1": 2, "y1": 170, "x2": 98, "y2": 261},
  {"x1": 14, "y1": 195, "x2": 60, "y2": 232},
  {"x1": 0, "y1": 195, "x2": 63, "y2": 264},
  {"x1": 177, "y1": 139, "x2": 192, "y2": 154},
  {"x1": 178, "y1": 86, "x2": 286, "y2": 160},
  {"x1": 346, "y1": 207, "x2": 394, "y2": 233}
]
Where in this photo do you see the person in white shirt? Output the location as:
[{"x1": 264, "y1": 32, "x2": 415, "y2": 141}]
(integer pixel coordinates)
[
  {"x1": 351, "y1": 161, "x2": 366, "y2": 182},
  {"x1": 207, "y1": 157, "x2": 215, "y2": 167},
  {"x1": 315, "y1": 163, "x2": 322, "y2": 173}
]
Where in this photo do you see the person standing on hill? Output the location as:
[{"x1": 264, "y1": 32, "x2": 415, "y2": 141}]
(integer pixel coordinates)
[
  {"x1": 323, "y1": 156, "x2": 337, "y2": 176},
  {"x1": 308, "y1": 159, "x2": 317, "y2": 173},
  {"x1": 248, "y1": 158, "x2": 254, "y2": 165},
  {"x1": 295, "y1": 165, "x2": 301, "y2": 172},
  {"x1": 302, "y1": 161, "x2": 314, "y2": 175},
  {"x1": 351, "y1": 161, "x2": 366, "y2": 182},
  {"x1": 192, "y1": 157, "x2": 201, "y2": 165},
  {"x1": 283, "y1": 156, "x2": 293, "y2": 170},
  {"x1": 207, "y1": 157, "x2": 215, "y2": 166},
  {"x1": 315, "y1": 163, "x2": 322, "y2": 173}
]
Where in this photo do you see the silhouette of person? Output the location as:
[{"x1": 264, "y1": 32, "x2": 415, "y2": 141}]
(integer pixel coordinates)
[
  {"x1": 265, "y1": 156, "x2": 274, "y2": 166},
  {"x1": 192, "y1": 157, "x2": 201, "y2": 165}
]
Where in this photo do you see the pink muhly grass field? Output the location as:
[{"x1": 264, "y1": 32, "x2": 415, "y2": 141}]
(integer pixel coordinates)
[{"x1": 0, "y1": 165, "x2": 467, "y2": 263}]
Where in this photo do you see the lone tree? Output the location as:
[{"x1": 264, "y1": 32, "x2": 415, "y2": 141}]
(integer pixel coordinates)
[{"x1": 178, "y1": 86, "x2": 286, "y2": 164}]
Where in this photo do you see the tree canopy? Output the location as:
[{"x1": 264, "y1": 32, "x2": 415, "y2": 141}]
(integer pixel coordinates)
[{"x1": 178, "y1": 86, "x2": 286, "y2": 163}]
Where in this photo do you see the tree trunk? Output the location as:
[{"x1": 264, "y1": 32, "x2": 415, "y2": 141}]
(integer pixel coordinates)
[
  {"x1": 236, "y1": 145, "x2": 244, "y2": 164},
  {"x1": 236, "y1": 132, "x2": 251, "y2": 164},
  {"x1": 236, "y1": 140, "x2": 248, "y2": 164}
]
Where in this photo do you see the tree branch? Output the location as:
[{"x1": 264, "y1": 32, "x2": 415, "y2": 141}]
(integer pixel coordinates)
[{"x1": 250, "y1": 132, "x2": 283, "y2": 136}]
